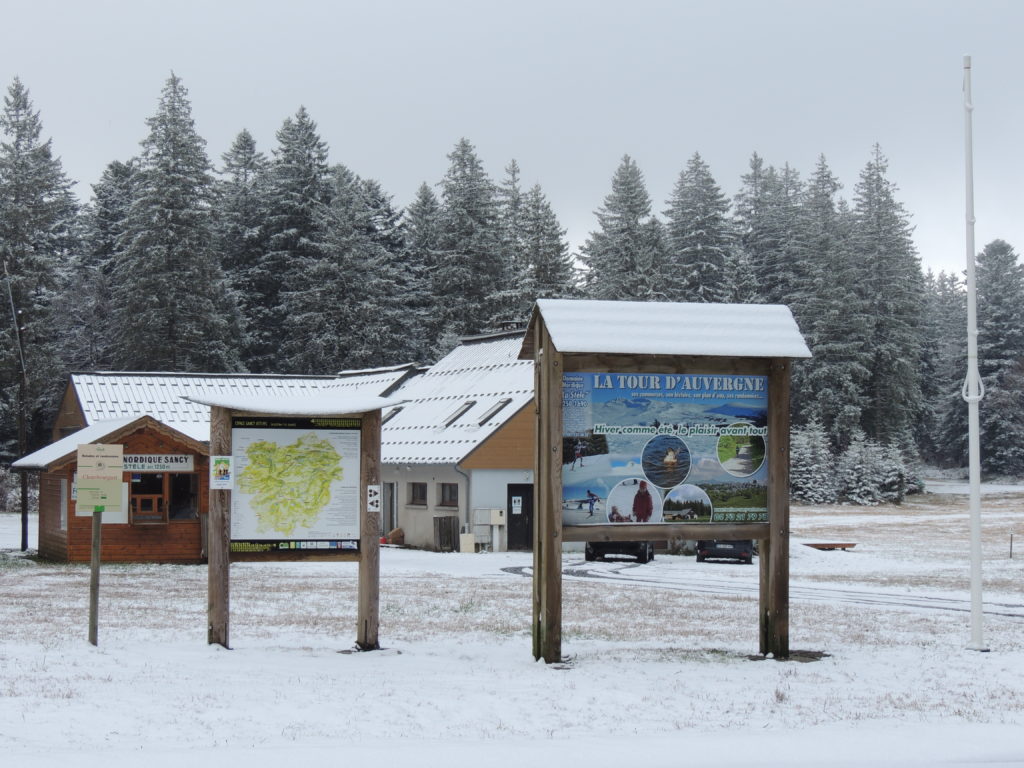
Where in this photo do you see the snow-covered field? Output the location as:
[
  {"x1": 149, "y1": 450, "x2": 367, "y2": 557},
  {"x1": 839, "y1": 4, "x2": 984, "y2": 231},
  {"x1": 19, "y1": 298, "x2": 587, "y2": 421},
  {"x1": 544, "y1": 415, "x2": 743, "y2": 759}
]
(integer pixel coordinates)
[{"x1": 2, "y1": 485, "x2": 1023, "y2": 767}]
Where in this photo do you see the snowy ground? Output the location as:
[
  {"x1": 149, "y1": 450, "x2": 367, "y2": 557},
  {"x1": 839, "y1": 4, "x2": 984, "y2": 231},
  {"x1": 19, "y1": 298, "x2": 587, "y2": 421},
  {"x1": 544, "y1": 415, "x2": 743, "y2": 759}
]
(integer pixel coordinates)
[{"x1": 2, "y1": 484, "x2": 1023, "y2": 767}]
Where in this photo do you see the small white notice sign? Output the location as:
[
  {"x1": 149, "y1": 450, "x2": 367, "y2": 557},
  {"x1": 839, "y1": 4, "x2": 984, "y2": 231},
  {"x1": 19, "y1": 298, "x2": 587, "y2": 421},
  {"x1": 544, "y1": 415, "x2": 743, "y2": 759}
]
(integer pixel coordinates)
[{"x1": 210, "y1": 456, "x2": 233, "y2": 490}]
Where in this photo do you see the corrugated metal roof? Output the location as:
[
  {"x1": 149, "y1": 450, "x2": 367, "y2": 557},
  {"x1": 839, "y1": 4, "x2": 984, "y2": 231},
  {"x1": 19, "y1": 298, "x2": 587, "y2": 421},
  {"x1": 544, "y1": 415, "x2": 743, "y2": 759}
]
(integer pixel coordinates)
[
  {"x1": 520, "y1": 299, "x2": 812, "y2": 359},
  {"x1": 68, "y1": 372, "x2": 386, "y2": 441},
  {"x1": 381, "y1": 332, "x2": 534, "y2": 465}
]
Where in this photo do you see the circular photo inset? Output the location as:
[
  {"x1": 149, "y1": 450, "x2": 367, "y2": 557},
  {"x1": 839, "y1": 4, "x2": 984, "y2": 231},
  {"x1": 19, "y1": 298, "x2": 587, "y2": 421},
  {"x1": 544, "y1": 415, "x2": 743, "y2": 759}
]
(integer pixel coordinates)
[
  {"x1": 605, "y1": 477, "x2": 663, "y2": 524},
  {"x1": 717, "y1": 422, "x2": 766, "y2": 478},
  {"x1": 662, "y1": 484, "x2": 714, "y2": 523},
  {"x1": 641, "y1": 434, "x2": 691, "y2": 489}
]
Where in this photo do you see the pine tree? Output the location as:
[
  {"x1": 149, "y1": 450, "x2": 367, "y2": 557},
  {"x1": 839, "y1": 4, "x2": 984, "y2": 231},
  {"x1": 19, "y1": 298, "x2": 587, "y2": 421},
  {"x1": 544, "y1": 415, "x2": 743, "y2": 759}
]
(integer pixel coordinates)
[
  {"x1": 663, "y1": 152, "x2": 734, "y2": 302},
  {"x1": 850, "y1": 145, "x2": 924, "y2": 449},
  {"x1": 402, "y1": 182, "x2": 443, "y2": 361},
  {"x1": 975, "y1": 239, "x2": 1024, "y2": 475},
  {"x1": 65, "y1": 159, "x2": 137, "y2": 371},
  {"x1": 0, "y1": 77, "x2": 79, "y2": 456},
  {"x1": 836, "y1": 431, "x2": 885, "y2": 505},
  {"x1": 734, "y1": 159, "x2": 806, "y2": 306},
  {"x1": 492, "y1": 160, "x2": 527, "y2": 321},
  {"x1": 796, "y1": 158, "x2": 872, "y2": 449},
  {"x1": 433, "y1": 138, "x2": 502, "y2": 350},
  {"x1": 280, "y1": 164, "x2": 366, "y2": 373},
  {"x1": 215, "y1": 129, "x2": 267, "y2": 367},
  {"x1": 257, "y1": 107, "x2": 333, "y2": 372},
  {"x1": 921, "y1": 270, "x2": 968, "y2": 466},
  {"x1": 790, "y1": 420, "x2": 838, "y2": 503},
  {"x1": 581, "y1": 155, "x2": 668, "y2": 301},
  {"x1": 109, "y1": 73, "x2": 244, "y2": 372},
  {"x1": 521, "y1": 183, "x2": 575, "y2": 304}
]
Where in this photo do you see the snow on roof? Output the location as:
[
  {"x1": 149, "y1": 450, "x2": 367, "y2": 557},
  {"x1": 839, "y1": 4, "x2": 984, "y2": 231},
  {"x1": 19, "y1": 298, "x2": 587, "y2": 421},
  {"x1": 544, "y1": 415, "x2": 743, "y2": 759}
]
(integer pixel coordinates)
[
  {"x1": 382, "y1": 331, "x2": 534, "y2": 465},
  {"x1": 520, "y1": 299, "x2": 812, "y2": 359},
  {"x1": 69, "y1": 372, "x2": 382, "y2": 441},
  {"x1": 12, "y1": 416, "x2": 195, "y2": 471}
]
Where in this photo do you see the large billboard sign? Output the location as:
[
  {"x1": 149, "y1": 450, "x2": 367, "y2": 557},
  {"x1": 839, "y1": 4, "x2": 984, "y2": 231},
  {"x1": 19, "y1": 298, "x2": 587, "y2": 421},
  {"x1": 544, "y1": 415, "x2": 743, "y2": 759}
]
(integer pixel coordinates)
[
  {"x1": 561, "y1": 372, "x2": 769, "y2": 526},
  {"x1": 230, "y1": 416, "x2": 362, "y2": 552}
]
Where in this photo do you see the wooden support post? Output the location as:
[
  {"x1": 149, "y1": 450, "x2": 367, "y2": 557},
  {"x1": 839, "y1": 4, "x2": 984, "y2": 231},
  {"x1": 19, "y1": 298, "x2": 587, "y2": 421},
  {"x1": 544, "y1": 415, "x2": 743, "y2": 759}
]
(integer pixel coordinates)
[
  {"x1": 764, "y1": 359, "x2": 791, "y2": 657},
  {"x1": 533, "y1": 323, "x2": 564, "y2": 663},
  {"x1": 208, "y1": 406, "x2": 231, "y2": 648},
  {"x1": 357, "y1": 410, "x2": 381, "y2": 650},
  {"x1": 88, "y1": 507, "x2": 102, "y2": 646}
]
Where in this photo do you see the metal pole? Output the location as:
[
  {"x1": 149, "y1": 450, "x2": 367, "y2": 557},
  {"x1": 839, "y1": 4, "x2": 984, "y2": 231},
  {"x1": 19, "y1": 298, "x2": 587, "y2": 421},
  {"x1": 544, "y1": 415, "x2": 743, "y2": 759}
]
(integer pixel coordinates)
[
  {"x1": 89, "y1": 507, "x2": 103, "y2": 646},
  {"x1": 962, "y1": 55, "x2": 988, "y2": 652}
]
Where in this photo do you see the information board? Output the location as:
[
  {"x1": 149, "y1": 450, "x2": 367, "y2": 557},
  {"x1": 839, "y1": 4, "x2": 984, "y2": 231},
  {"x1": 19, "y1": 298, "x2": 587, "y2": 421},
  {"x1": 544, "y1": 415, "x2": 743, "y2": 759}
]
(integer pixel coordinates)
[
  {"x1": 561, "y1": 372, "x2": 769, "y2": 526},
  {"x1": 230, "y1": 416, "x2": 361, "y2": 550}
]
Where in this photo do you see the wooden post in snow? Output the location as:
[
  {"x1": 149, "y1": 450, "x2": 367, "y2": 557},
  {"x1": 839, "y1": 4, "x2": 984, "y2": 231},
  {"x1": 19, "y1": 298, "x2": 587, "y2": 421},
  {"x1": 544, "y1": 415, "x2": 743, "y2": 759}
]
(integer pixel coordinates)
[
  {"x1": 357, "y1": 410, "x2": 381, "y2": 650},
  {"x1": 208, "y1": 405, "x2": 231, "y2": 648},
  {"x1": 88, "y1": 508, "x2": 102, "y2": 646},
  {"x1": 763, "y1": 359, "x2": 791, "y2": 657},
  {"x1": 532, "y1": 322, "x2": 564, "y2": 663}
]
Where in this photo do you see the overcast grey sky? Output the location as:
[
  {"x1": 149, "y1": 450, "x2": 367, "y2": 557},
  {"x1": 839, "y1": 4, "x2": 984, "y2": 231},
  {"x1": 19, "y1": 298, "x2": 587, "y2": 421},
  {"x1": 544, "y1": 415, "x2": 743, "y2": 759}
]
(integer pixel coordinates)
[{"x1": 3, "y1": 0, "x2": 1022, "y2": 275}]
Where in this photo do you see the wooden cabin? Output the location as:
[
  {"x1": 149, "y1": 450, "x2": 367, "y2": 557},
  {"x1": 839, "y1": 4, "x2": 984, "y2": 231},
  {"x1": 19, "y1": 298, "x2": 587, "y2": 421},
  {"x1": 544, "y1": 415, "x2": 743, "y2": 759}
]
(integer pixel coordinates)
[{"x1": 17, "y1": 415, "x2": 209, "y2": 563}]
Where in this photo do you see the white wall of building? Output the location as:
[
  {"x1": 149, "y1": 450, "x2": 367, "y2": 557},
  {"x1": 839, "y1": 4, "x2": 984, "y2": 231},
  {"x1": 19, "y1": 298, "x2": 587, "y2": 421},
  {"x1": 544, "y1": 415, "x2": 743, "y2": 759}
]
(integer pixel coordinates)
[
  {"x1": 381, "y1": 464, "x2": 465, "y2": 550},
  {"x1": 466, "y1": 468, "x2": 533, "y2": 551}
]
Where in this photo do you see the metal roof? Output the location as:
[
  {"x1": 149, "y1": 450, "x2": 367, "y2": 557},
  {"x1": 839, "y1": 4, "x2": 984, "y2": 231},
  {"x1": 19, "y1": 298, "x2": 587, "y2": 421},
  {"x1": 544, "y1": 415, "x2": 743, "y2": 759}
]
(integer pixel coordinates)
[
  {"x1": 381, "y1": 331, "x2": 534, "y2": 465},
  {"x1": 69, "y1": 371, "x2": 402, "y2": 441},
  {"x1": 520, "y1": 299, "x2": 812, "y2": 359},
  {"x1": 32, "y1": 348, "x2": 532, "y2": 468}
]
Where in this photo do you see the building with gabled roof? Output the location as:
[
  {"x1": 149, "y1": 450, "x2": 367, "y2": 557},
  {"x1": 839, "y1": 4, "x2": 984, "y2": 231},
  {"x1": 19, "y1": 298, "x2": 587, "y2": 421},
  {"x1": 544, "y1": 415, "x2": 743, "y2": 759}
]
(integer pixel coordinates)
[
  {"x1": 380, "y1": 330, "x2": 535, "y2": 550},
  {"x1": 14, "y1": 341, "x2": 536, "y2": 557},
  {"x1": 14, "y1": 367, "x2": 420, "y2": 562}
]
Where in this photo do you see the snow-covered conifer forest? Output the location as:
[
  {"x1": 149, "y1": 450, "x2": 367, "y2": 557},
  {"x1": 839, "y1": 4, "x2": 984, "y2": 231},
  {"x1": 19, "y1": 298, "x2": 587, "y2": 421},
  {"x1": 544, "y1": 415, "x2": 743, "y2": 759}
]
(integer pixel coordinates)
[{"x1": 2, "y1": 75, "x2": 1022, "y2": 489}]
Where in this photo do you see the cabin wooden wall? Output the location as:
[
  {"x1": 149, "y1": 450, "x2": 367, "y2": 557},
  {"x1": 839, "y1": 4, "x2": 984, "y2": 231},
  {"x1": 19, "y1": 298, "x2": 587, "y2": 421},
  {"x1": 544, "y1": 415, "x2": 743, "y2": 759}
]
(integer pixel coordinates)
[
  {"x1": 38, "y1": 471, "x2": 69, "y2": 561},
  {"x1": 54, "y1": 427, "x2": 209, "y2": 564},
  {"x1": 461, "y1": 405, "x2": 534, "y2": 470}
]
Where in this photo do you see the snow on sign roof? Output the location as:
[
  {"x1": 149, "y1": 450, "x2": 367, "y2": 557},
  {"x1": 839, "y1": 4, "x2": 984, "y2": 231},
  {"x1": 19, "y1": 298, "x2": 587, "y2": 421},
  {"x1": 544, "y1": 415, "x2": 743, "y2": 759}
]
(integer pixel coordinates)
[
  {"x1": 519, "y1": 299, "x2": 812, "y2": 359},
  {"x1": 184, "y1": 391, "x2": 404, "y2": 416}
]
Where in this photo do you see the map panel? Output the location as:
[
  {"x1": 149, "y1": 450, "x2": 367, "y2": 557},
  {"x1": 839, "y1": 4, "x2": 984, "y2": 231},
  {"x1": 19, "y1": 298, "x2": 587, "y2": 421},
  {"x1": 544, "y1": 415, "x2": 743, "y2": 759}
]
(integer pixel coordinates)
[{"x1": 231, "y1": 416, "x2": 361, "y2": 544}]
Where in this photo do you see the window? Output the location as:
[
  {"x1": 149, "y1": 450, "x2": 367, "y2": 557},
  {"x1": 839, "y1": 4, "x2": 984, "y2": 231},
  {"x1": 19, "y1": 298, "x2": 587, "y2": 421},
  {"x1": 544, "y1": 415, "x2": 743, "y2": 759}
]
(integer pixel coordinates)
[
  {"x1": 128, "y1": 472, "x2": 199, "y2": 525},
  {"x1": 478, "y1": 397, "x2": 513, "y2": 425},
  {"x1": 439, "y1": 482, "x2": 459, "y2": 507},
  {"x1": 409, "y1": 482, "x2": 427, "y2": 506},
  {"x1": 443, "y1": 401, "x2": 476, "y2": 427}
]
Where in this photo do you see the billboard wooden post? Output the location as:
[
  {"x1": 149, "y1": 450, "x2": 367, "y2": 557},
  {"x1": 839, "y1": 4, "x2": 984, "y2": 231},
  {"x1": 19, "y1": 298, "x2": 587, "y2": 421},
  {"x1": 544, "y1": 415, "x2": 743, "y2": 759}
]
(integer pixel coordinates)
[
  {"x1": 533, "y1": 322, "x2": 564, "y2": 663},
  {"x1": 764, "y1": 359, "x2": 791, "y2": 657},
  {"x1": 357, "y1": 409, "x2": 381, "y2": 650},
  {"x1": 522, "y1": 300, "x2": 809, "y2": 664},
  {"x1": 208, "y1": 406, "x2": 231, "y2": 648}
]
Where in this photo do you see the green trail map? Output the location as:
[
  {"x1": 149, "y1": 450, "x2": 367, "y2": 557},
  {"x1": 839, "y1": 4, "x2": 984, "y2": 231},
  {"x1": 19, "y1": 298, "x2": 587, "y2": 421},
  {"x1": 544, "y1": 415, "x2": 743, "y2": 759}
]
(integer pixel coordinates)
[
  {"x1": 231, "y1": 418, "x2": 362, "y2": 543},
  {"x1": 238, "y1": 433, "x2": 343, "y2": 536}
]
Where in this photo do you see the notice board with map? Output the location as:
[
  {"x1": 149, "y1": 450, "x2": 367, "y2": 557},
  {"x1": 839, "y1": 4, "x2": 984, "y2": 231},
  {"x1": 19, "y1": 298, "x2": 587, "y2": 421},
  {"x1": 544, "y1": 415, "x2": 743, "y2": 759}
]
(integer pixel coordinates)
[{"x1": 230, "y1": 416, "x2": 362, "y2": 551}]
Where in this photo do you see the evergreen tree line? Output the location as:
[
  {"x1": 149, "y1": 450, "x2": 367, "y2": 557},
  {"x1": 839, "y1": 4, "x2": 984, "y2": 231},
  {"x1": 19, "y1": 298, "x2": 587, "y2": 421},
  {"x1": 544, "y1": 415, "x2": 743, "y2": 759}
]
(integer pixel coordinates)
[{"x1": 2, "y1": 74, "x2": 1021, "y2": 488}]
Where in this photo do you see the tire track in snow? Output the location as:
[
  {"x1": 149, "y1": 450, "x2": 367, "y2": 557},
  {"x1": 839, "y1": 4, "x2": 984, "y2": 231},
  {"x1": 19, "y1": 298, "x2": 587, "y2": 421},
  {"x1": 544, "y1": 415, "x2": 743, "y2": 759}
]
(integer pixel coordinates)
[{"x1": 501, "y1": 562, "x2": 1024, "y2": 620}]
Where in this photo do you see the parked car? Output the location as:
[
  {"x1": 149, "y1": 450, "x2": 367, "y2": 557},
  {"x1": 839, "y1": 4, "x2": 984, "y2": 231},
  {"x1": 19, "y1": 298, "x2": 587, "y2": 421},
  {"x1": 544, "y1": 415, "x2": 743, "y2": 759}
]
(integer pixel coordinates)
[
  {"x1": 696, "y1": 539, "x2": 755, "y2": 564},
  {"x1": 585, "y1": 540, "x2": 655, "y2": 564}
]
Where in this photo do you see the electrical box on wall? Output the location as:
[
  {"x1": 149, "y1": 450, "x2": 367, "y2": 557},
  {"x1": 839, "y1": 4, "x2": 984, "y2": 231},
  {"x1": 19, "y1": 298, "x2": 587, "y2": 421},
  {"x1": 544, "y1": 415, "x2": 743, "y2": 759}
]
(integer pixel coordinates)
[{"x1": 490, "y1": 509, "x2": 505, "y2": 526}]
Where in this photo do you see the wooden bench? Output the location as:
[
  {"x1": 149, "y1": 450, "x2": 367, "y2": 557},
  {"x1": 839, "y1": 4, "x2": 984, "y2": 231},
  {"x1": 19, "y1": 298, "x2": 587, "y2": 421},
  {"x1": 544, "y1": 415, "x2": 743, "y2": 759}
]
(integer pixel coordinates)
[{"x1": 803, "y1": 542, "x2": 857, "y2": 551}]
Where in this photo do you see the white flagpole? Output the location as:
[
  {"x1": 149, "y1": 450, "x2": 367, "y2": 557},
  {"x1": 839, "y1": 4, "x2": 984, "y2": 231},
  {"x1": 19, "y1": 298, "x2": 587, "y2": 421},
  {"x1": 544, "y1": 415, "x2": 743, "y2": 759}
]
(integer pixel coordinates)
[{"x1": 962, "y1": 55, "x2": 988, "y2": 652}]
